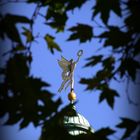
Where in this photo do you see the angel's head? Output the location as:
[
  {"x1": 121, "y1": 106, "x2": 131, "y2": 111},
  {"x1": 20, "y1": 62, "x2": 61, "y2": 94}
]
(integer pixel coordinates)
[{"x1": 70, "y1": 59, "x2": 74, "y2": 63}]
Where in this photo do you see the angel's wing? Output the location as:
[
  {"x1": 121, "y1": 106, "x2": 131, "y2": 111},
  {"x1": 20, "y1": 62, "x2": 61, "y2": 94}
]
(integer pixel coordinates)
[{"x1": 58, "y1": 56, "x2": 70, "y2": 71}]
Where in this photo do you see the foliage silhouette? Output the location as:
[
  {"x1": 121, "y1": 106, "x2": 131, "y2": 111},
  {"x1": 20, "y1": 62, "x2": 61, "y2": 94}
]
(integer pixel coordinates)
[
  {"x1": 67, "y1": 23, "x2": 93, "y2": 43},
  {"x1": 0, "y1": 0, "x2": 140, "y2": 140},
  {"x1": 116, "y1": 118, "x2": 140, "y2": 139}
]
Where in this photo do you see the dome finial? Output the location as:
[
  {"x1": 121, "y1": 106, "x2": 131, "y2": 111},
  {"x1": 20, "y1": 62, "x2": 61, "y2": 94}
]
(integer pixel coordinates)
[{"x1": 68, "y1": 89, "x2": 76, "y2": 103}]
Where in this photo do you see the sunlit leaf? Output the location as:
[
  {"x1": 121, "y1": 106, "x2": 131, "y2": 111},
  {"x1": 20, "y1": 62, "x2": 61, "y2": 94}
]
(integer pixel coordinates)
[
  {"x1": 44, "y1": 34, "x2": 61, "y2": 54},
  {"x1": 22, "y1": 27, "x2": 34, "y2": 43},
  {"x1": 13, "y1": 45, "x2": 26, "y2": 52}
]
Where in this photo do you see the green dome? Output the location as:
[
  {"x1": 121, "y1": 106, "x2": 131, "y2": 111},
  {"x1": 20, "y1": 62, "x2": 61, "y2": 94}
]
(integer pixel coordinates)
[{"x1": 62, "y1": 105, "x2": 94, "y2": 135}]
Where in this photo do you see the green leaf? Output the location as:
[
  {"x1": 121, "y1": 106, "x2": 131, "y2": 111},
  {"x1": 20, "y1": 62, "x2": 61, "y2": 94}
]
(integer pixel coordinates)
[
  {"x1": 99, "y1": 26, "x2": 131, "y2": 48},
  {"x1": 93, "y1": 0, "x2": 121, "y2": 24},
  {"x1": 6, "y1": 54, "x2": 29, "y2": 78},
  {"x1": 0, "y1": 53, "x2": 62, "y2": 129},
  {"x1": 67, "y1": 23, "x2": 93, "y2": 43},
  {"x1": 80, "y1": 77, "x2": 99, "y2": 91},
  {"x1": 84, "y1": 55, "x2": 103, "y2": 67},
  {"x1": 28, "y1": 0, "x2": 51, "y2": 6},
  {"x1": 116, "y1": 118, "x2": 138, "y2": 139},
  {"x1": 44, "y1": 34, "x2": 61, "y2": 54},
  {"x1": 22, "y1": 27, "x2": 34, "y2": 43},
  {"x1": 46, "y1": 8, "x2": 68, "y2": 32},
  {"x1": 0, "y1": 14, "x2": 31, "y2": 43},
  {"x1": 80, "y1": 65, "x2": 114, "y2": 92},
  {"x1": 13, "y1": 45, "x2": 26, "y2": 52},
  {"x1": 99, "y1": 87, "x2": 119, "y2": 108}
]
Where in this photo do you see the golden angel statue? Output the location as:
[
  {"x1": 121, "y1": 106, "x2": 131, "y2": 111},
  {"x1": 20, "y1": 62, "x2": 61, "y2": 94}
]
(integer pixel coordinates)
[{"x1": 58, "y1": 50, "x2": 83, "y2": 93}]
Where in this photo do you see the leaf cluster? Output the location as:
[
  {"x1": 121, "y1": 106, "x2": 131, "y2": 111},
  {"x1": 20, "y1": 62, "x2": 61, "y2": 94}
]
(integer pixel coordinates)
[{"x1": 0, "y1": 53, "x2": 61, "y2": 129}]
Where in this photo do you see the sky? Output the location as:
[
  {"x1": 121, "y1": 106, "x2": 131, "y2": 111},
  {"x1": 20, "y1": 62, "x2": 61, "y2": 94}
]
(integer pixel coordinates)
[{"x1": 0, "y1": 1, "x2": 140, "y2": 140}]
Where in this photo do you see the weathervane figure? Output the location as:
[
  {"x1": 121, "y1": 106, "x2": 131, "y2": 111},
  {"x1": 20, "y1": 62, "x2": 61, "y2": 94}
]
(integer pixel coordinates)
[{"x1": 58, "y1": 50, "x2": 83, "y2": 93}]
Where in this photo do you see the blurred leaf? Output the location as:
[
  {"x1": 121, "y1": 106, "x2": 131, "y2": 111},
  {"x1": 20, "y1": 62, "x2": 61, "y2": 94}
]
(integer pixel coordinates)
[
  {"x1": 6, "y1": 54, "x2": 29, "y2": 79},
  {"x1": 118, "y1": 58, "x2": 140, "y2": 80},
  {"x1": 0, "y1": 14, "x2": 31, "y2": 43},
  {"x1": 96, "y1": 69, "x2": 113, "y2": 81},
  {"x1": 13, "y1": 45, "x2": 26, "y2": 52},
  {"x1": 44, "y1": 34, "x2": 61, "y2": 54},
  {"x1": 103, "y1": 57, "x2": 115, "y2": 67},
  {"x1": 66, "y1": 0, "x2": 86, "y2": 10},
  {"x1": 84, "y1": 55, "x2": 103, "y2": 67},
  {"x1": 116, "y1": 118, "x2": 138, "y2": 139},
  {"x1": 99, "y1": 26, "x2": 131, "y2": 48},
  {"x1": 22, "y1": 27, "x2": 34, "y2": 43},
  {"x1": 93, "y1": 0, "x2": 121, "y2": 24},
  {"x1": 133, "y1": 39, "x2": 140, "y2": 57},
  {"x1": 0, "y1": 53, "x2": 62, "y2": 129},
  {"x1": 4, "y1": 113, "x2": 21, "y2": 125},
  {"x1": 99, "y1": 87, "x2": 119, "y2": 108},
  {"x1": 67, "y1": 23, "x2": 93, "y2": 43},
  {"x1": 93, "y1": 127, "x2": 115, "y2": 139},
  {"x1": 80, "y1": 56, "x2": 115, "y2": 93},
  {"x1": 80, "y1": 74, "x2": 119, "y2": 108},
  {"x1": 102, "y1": 57, "x2": 115, "y2": 73},
  {"x1": 6, "y1": 14, "x2": 31, "y2": 23},
  {"x1": 80, "y1": 70, "x2": 112, "y2": 91},
  {"x1": 20, "y1": 119, "x2": 30, "y2": 129},
  {"x1": 124, "y1": 0, "x2": 140, "y2": 33},
  {"x1": 46, "y1": 8, "x2": 68, "y2": 32},
  {"x1": 80, "y1": 77, "x2": 99, "y2": 91}
]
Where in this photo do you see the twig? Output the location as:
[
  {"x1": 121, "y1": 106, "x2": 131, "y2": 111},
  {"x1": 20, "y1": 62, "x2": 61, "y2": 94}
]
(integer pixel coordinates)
[
  {"x1": 38, "y1": 12, "x2": 46, "y2": 18},
  {"x1": 93, "y1": 19, "x2": 107, "y2": 29},
  {"x1": 26, "y1": 3, "x2": 41, "y2": 52}
]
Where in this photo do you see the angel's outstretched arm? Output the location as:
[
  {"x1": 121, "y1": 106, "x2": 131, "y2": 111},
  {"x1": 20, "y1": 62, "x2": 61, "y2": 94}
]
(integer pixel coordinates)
[{"x1": 75, "y1": 50, "x2": 83, "y2": 63}]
